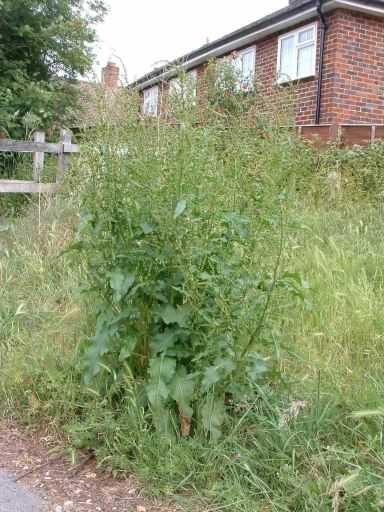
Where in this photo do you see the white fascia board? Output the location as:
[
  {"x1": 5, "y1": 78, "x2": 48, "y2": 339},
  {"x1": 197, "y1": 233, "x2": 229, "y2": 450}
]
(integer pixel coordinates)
[{"x1": 324, "y1": 0, "x2": 384, "y2": 17}]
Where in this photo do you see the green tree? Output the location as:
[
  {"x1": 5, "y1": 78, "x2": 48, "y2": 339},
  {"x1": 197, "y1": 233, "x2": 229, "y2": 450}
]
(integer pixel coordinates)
[{"x1": 0, "y1": 0, "x2": 107, "y2": 138}]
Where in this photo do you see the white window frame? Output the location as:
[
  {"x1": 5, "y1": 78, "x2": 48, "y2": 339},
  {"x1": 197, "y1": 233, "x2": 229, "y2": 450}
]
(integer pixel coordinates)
[
  {"x1": 277, "y1": 23, "x2": 317, "y2": 83},
  {"x1": 188, "y1": 69, "x2": 198, "y2": 98},
  {"x1": 143, "y1": 85, "x2": 159, "y2": 117},
  {"x1": 233, "y1": 46, "x2": 256, "y2": 90}
]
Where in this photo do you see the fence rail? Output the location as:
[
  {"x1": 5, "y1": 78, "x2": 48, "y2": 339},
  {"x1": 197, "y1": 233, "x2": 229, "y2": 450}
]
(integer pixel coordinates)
[{"x1": 0, "y1": 129, "x2": 79, "y2": 193}]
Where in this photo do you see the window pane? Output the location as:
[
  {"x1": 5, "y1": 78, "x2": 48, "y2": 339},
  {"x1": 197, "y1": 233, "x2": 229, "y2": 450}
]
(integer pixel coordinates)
[
  {"x1": 233, "y1": 54, "x2": 243, "y2": 78},
  {"x1": 144, "y1": 86, "x2": 158, "y2": 116},
  {"x1": 297, "y1": 44, "x2": 314, "y2": 77},
  {"x1": 280, "y1": 36, "x2": 296, "y2": 80},
  {"x1": 187, "y1": 69, "x2": 198, "y2": 99},
  {"x1": 241, "y1": 49, "x2": 255, "y2": 87},
  {"x1": 298, "y1": 28, "x2": 314, "y2": 44}
]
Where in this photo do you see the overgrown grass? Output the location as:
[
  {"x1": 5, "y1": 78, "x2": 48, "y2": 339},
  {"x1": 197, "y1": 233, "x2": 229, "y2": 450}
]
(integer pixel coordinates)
[{"x1": 1, "y1": 82, "x2": 384, "y2": 510}]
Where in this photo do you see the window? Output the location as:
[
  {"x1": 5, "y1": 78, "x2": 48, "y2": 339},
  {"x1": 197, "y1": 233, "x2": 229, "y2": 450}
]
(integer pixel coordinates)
[
  {"x1": 143, "y1": 85, "x2": 159, "y2": 116},
  {"x1": 277, "y1": 24, "x2": 317, "y2": 82},
  {"x1": 188, "y1": 69, "x2": 198, "y2": 97},
  {"x1": 169, "y1": 69, "x2": 198, "y2": 103},
  {"x1": 233, "y1": 46, "x2": 256, "y2": 90}
]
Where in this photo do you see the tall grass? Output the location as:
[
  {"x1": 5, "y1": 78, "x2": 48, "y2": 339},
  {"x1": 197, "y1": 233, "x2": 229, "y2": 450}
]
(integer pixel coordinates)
[{"x1": 1, "y1": 77, "x2": 384, "y2": 510}]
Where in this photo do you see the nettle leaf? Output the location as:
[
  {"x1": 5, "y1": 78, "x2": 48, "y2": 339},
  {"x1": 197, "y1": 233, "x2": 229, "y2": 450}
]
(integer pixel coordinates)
[
  {"x1": 110, "y1": 271, "x2": 135, "y2": 302},
  {"x1": 201, "y1": 394, "x2": 226, "y2": 441},
  {"x1": 118, "y1": 334, "x2": 138, "y2": 362},
  {"x1": 174, "y1": 199, "x2": 187, "y2": 219},
  {"x1": 159, "y1": 305, "x2": 191, "y2": 327},
  {"x1": 170, "y1": 367, "x2": 196, "y2": 418},
  {"x1": 202, "y1": 366, "x2": 221, "y2": 390}
]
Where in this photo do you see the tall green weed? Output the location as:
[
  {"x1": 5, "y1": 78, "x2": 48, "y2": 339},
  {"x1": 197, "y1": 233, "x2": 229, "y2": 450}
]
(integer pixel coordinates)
[
  {"x1": 2, "y1": 68, "x2": 384, "y2": 510},
  {"x1": 70, "y1": 82, "x2": 310, "y2": 440}
]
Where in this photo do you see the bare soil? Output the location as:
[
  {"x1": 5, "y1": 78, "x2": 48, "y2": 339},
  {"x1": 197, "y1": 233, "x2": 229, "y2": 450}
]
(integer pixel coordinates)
[{"x1": 0, "y1": 421, "x2": 177, "y2": 512}]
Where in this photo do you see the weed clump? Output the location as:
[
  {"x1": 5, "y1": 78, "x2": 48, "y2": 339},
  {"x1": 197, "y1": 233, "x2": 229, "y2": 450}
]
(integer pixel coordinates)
[{"x1": 2, "y1": 66, "x2": 384, "y2": 510}]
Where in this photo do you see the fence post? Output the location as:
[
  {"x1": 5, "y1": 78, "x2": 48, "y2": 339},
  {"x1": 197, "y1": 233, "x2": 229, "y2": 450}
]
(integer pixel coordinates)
[
  {"x1": 57, "y1": 129, "x2": 72, "y2": 183},
  {"x1": 32, "y1": 130, "x2": 45, "y2": 182}
]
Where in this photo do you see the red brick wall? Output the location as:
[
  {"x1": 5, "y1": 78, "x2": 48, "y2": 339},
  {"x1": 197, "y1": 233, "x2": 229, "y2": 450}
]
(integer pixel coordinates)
[
  {"x1": 324, "y1": 9, "x2": 384, "y2": 124},
  {"x1": 141, "y1": 8, "x2": 384, "y2": 126},
  {"x1": 102, "y1": 62, "x2": 120, "y2": 89},
  {"x1": 250, "y1": 8, "x2": 384, "y2": 125}
]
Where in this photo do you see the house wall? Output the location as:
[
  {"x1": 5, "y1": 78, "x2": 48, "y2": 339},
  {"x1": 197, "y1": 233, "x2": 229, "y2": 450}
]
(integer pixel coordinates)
[
  {"x1": 324, "y1": 9, "x2": 384, "y2": 124},
  {"x1": 141, "y1": 8, "x2": 384, "y2": 126},
  {"x1": 255, "y1": 18, "x2": 320, "y2": 125}
]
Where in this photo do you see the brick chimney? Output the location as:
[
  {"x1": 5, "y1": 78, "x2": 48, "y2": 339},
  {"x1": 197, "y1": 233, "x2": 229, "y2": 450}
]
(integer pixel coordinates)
[{"x1": 102, "y1": 62, "x2": 120, "y2": 89}]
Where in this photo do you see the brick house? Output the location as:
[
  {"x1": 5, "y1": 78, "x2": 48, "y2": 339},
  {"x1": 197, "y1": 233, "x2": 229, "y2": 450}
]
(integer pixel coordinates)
[{"x1": 133, "y1": 0, "x2": 384, "y2": 144}]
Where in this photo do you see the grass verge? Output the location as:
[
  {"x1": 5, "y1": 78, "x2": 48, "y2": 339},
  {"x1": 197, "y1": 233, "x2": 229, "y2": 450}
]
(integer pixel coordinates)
[{"x1": 1, "y1": 135, "x2": 384, "y2": 511}]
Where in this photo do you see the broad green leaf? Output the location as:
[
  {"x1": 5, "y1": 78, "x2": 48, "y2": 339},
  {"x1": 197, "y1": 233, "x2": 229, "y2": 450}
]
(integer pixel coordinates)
[
  {"x1": 110, "y1": 271, "x2": 135, "y2": 302},
  {"x1": 146, "y1": 380, "x2": 169, "y2": 407},
  {"x1": 151, "y1": 328, "x2": 178, "y2": 354},
  {"x1": 84, "y1": 306, "x2": 119, "y2": 384},
  {"x1": 118, "y1": 335, "x2": 138, "y2": 362},
  {"x1": 146, "y1": 357, "x2": 176, "y2": 416},
  {"x1": 170, "y1": 367, "x2": 195, "y2": 417},
  {"x1": 201, "y1": 395, "x2": 226, "y2": 441},
  {"x1": 148, "y1": 356, "x2": 177, "y2": 384},
  {"x1": 84, "y1": 323, "x2": 118, "y2": 384},
  {"x1": 174, "y1": 199, "x2": 187, "y2": 219},
  {"x1": 202, "y1": 366, "x2": 221, "y2": 390},
  {"x1": 159, "y1": 305, "x2": 191, "y2": 327}
]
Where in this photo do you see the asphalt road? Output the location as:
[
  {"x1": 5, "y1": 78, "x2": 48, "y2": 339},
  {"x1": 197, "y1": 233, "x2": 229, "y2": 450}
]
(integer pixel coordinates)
[{"x1": 0, "y1": 472, "x2": 43, "y2": 512}]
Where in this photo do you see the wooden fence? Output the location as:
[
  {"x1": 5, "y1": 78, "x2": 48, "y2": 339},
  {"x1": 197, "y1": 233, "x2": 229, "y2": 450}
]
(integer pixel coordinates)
[{"x1": 0, "y1": 129, "x2": 79, "y2": 193}]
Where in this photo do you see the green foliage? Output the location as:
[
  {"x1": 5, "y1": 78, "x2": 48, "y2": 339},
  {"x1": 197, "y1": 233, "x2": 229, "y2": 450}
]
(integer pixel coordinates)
[
  {"x1": 0, "y1": 0, "x2": 107, "y2": 137},
  {"x1": 4, "y1": 85, "x2": 384, "y2": 510},
  {"x1": 68, "y1": 88, "x2": 310, "y2": 441},
  {"x1": 205, "y1": 58, "x2": 257, "y2": 115}
]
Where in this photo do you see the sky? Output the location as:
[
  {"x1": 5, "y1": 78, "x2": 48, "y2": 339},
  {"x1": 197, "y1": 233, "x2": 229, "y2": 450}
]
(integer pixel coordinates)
[{"x1": 95, "y1": 0, "x2": 288, "y2": 83}]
